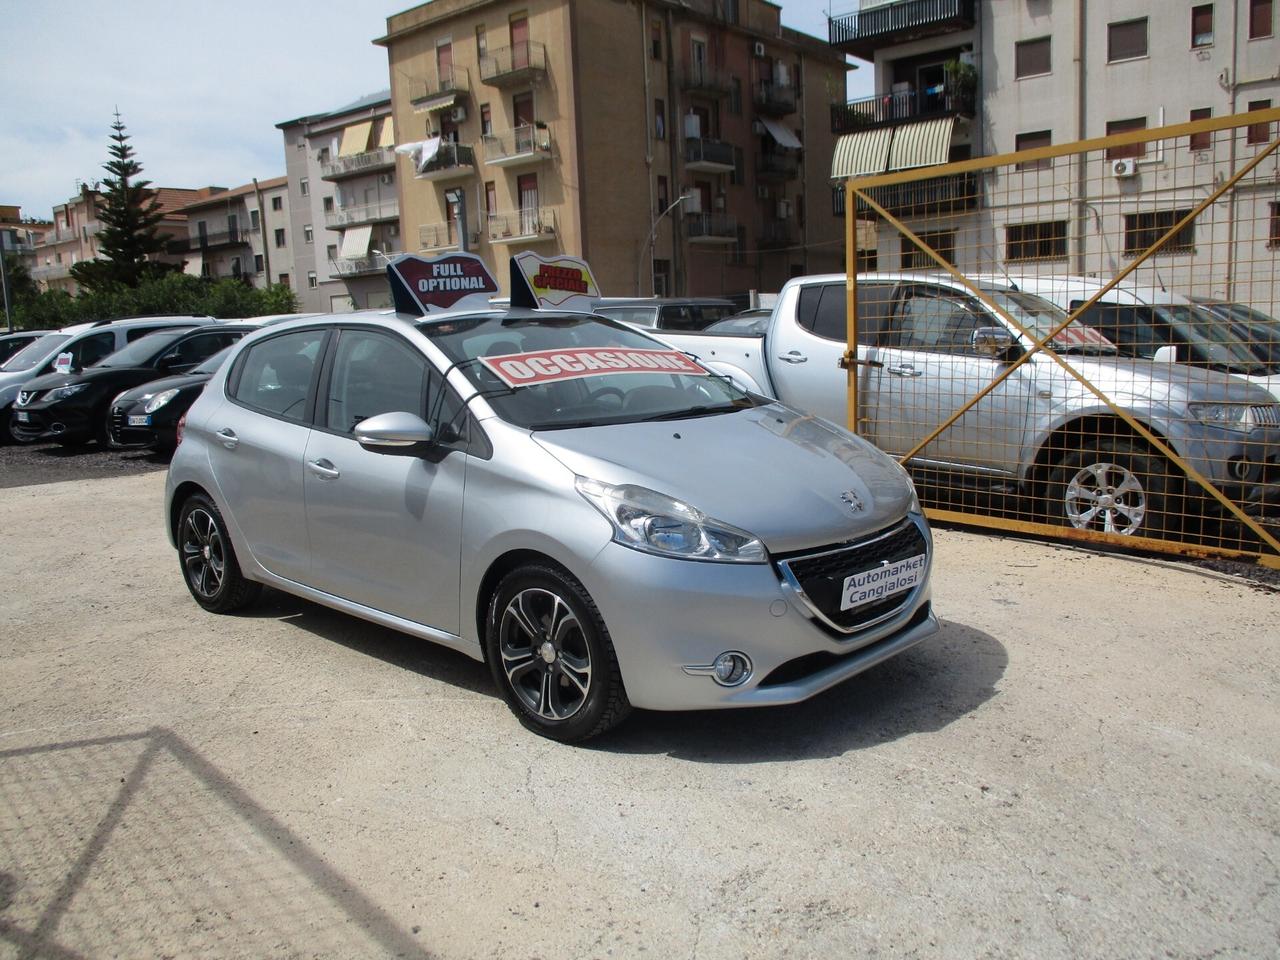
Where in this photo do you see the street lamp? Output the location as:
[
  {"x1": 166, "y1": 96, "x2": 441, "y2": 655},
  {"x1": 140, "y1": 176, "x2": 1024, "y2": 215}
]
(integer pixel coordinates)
[
  {"x1": 443, "y1": 187, "x2": 469, "y2": 253},
  {"x1": 637, "y1": 193, "x2": 692, "y2": 296}
]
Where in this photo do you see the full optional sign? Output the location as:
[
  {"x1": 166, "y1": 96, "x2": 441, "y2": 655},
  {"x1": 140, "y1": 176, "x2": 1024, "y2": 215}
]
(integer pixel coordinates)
[
  {"x1": 386, "y1": 252, "x2": 499, "y2": 314},
  {"x1": 479, "y1": 347, "x2": 708, "y2": 388}
]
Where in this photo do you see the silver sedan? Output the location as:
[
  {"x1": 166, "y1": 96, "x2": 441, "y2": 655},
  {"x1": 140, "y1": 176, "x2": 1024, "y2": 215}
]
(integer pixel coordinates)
[{"x1": 164, "y1": 307, "x2": 938, "y2": 741}]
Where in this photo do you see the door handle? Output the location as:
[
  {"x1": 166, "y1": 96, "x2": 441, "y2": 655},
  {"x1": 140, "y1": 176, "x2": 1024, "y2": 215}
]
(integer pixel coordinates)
[
  {"x1": 886, "y1": 365, "x2": 924, "y2": 378},
  {"x1": 307, "y1": 458, "x2": 341, "y2": 480},
  {"x1": 215, "y1": 428, "x2": 239, "y2": 449},
  {"x1": 777, "y1": 351, "x2": 808, "y2": 364}
]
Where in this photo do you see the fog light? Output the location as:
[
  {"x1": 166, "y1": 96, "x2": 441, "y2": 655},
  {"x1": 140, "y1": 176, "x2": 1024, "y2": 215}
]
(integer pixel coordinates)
[
  {"x1": 712, "y1": 652, "x2": 752, "y2": 687},
  {"x1": 1229, "y1": 456, "x2": 1254, "y2": 481}
]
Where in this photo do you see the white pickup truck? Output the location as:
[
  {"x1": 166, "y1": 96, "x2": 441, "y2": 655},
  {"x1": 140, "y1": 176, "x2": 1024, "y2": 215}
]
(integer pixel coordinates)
[{"x1": 660, "y1": 272, "x2": 1280, "y2": 538}]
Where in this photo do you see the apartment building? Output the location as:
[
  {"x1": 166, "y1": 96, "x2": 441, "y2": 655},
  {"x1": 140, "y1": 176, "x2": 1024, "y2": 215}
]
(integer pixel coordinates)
[
  {"x1": 173, "y1": 178, "x2": 293, "y2": 287},
  {"x1": 376, "y1": 0, "x2": 850, "y2": 299},
  {"x1": 31, "y1": 185, "x2": 208, "y2": 294},
  {"x1": 827, "y1": 0, "x2": 1280, "y2": 303},
  {"x1": 0, "y1": 206, "x2": 50, "y2": 274},
  {"x1": 277, "y1": 92, "x2": 402, "y2": 312}
]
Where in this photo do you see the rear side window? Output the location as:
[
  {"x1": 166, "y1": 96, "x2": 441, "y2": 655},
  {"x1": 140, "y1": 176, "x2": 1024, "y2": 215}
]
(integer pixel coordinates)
[
  {"x1": 692, "y1": 304, "x2": 734, "y2": 327},
  {"x1": 658, "y1": 305, "x2": 699, "y2": 330},
  {"x1": 796, "y1": 283, "x2": 893, "y2": 344},
  {"x1": 1070, "y1": 300, "x2": 1170, "y2": 357},
  {"x1": 230, "y1": 329, "x2": 326, "y2": 421}
]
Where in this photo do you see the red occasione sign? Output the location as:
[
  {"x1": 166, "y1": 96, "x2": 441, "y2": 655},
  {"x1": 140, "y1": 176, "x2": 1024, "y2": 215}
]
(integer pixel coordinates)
[{"x1": 479, "y1": 347, "x2": 708, "y2": 388}]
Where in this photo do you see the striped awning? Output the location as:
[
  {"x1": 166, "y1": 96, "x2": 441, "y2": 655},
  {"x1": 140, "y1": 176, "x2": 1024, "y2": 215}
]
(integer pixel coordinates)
[
  {"x1": 830, "y1": 127, "x2": 893, "y2": 179},
  {"x1": 376, "y1": 117, "x2": 395, "y2": 148},
  {"x1": 338, "y1": 121, "x2": 373, "y2": 157},
  {"x1": 887, "y1": 116, "x2": 955, "y2": 171}
]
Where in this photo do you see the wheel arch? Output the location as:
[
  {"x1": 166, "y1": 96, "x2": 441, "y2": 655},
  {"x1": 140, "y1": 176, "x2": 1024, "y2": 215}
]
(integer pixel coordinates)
[
  {"x1": 169, "y1": 480, "x2": 213, "y2": 544},
  {"x1": 474, "y1": 549, "x2": 575, "y2": 662},
  {"x1": 1028, "y1": 414, "x2": 1180, "y2": 493}
]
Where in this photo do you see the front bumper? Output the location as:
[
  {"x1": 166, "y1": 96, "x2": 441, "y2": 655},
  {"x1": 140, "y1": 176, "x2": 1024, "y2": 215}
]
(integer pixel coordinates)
[
  {"x1": 9, "y1": 403, "x2": 92, "y2": 443},
  {"x1": 107, "y1": 402, "x2": 166, "y2": 449},
  {"x1": 579, "y1": 513, "x2": 938, "y2": 711}
]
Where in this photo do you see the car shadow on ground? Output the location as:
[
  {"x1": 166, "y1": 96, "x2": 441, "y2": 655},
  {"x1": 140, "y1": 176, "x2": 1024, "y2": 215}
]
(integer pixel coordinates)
[{"x1": 241, "y1": 593, "x2": 1005, "y2": 761}]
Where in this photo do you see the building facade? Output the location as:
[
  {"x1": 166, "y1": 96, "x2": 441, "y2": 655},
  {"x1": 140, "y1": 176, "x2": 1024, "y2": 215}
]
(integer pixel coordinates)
[
  {"x1": 828, "y1": 0, "x2": 1280, "y2": 304},
  {"x1": 377, "y1": 0, "x2": 850, "y2": 299},
  {"x1": 277, "y1": 92, "x2": 402, "y2": 312},
  {"x1": 173, "y1": 178, "x2": 294, "y2": 287},
  {"x1": 0, "y1": 206, "x2": 50, "y2": 276}
]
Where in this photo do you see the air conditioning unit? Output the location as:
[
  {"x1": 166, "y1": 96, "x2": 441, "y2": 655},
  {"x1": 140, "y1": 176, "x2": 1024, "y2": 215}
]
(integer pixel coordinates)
[
  {"x1": 752, "y1": 41, "x2": 766, "y2": 57},
  {"x1": 451, "y1": 106, "x2": 468, "y2": 123},
  {"x1": 776, "y1": 199, "x2": 790, "y2": 219},
  {"x1": 755, "y1": 184, "x2": 770, "y2": 200},
  {"x1": 379, "y1": 173, "x2": 394, "y2": 185},
  {"x1": 1112, "y1": 158, "x2": 1139, "y2": 178}
]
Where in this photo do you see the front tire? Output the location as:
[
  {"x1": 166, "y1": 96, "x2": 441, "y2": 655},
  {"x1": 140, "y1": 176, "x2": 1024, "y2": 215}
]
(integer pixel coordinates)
[
  {"x1": 484, "y1": 564, "x2": 630, "y2": 743},
  {"x1": 177, "y1": 493, "x2": 262, "y2": 613},
  {"x1": 1046, "y1": 438, "x2": 1181, "y2": 538}
]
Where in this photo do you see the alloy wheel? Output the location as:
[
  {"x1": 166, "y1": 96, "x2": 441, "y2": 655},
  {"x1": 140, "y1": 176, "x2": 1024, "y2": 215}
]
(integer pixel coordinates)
[
  {"x1": 1064, "y1": 461, "x2": 1147, "y2": 535},
  {"x1": 498, "y1": 588, "x2": 593, "y2": 721},
  {"x1": 181, "y1": 508, "x2": 225, "y2": 598}
]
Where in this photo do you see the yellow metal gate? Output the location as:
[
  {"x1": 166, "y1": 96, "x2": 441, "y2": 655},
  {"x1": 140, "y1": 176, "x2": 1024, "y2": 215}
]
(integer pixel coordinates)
[{"x1": 837, "y1": 107, "x2": 1280, "y2": 567}]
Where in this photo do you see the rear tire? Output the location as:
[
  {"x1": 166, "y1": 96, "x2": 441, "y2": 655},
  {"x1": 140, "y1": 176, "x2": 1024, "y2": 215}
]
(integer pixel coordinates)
[
  {"x1": 484, "y1": 564, "x2": 631, "y2": 743},
  {"x1": 177, "y1": 493, "x2": 262, "y2": 613},
  {"x1": 1046, "y1": 438, "x2": 1182, "y2": 539}
]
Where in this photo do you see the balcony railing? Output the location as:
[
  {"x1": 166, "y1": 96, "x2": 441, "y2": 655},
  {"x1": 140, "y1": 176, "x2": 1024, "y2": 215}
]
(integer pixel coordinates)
[
  {"x1": 487, "y1": 207, "x2": 557, "y2": 244},
  {"x1": 31, "y1": 262, "x2": 72, "y2": 281},
  {"x1": 418, "y1": 220, "x2": 477, "y2": 251},
  {"x1": 686, "y1": 212, "x2": 737, "y2": 244},
  {"x1": 756, "y1": 153, "x2": 800, "y2": 180},
  {"x1": 753, "y1": 81, "x2": 797, "y2": 116},
  {"x1": 480, "y1": 42, "x2": 547, "y2": 87},
  {"x1": 407, "y1": 67, "x2": 470, "y2": 109},
  {"x1": 331, "y1": 255, "x2": 384, "y2": 277},
  {"x1": 171, "y1": 226, "x2": 256, "y2": 253},
  {"x1": 321, "y1": 146, "x2": 398, "y2": 181},
  {"x1": 415, "y1": 142, "x2": 477, "y2": 181},
  {"x1": 680, "y1": 63, "x2": 732, "y2": 96},
  {"x1": 324, "y1": 198, "x2": 400, "y2": 229},
  {"x1": 831, "y1": 84, "x2": 976, "y2": 133},
  {"x1": 829, "y1": 0, "x2": 976, "y2": 60},
  {"x1": 851, "y1": 171, "x2": 981, "y2": 218},
  {"x1": 684, "y1": 137, "x2": 735, "y2": 172},
  {"x1": 482, "y1": 124, "x2": 553, "y2": 166},
  {"x1": 759, "y1": 219, "x2": 796, "y2": 248},
  {"x1": 46, "y1": 227, "x2": 77, "y2": 244}
]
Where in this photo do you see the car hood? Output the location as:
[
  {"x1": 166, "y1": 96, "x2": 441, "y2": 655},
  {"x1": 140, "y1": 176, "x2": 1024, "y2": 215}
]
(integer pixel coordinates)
[
  {"x1": 1038, "y1": 354, "x2": 1280, "y2": 404},
  {"x1": 113, "y1": 372, "x2": 210, "y2": 406},
  {"x1": 22, "y1": 366, "x2": 156, "y2": 395},
  {"x1": 532, "y1": 402, "x2": 915, "y2": 554}
]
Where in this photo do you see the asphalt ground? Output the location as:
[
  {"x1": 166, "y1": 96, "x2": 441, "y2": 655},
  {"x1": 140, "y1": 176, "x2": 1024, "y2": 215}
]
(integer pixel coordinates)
[{"x1": 0, "y1": 467, "x2": 1277, "y2": 959}]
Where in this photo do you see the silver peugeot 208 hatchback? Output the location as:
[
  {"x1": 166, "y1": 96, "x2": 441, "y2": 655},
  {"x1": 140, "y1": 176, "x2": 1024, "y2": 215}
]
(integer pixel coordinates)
[{"x1": 165, "y1": 306, "x2": 938, "y2": 741}]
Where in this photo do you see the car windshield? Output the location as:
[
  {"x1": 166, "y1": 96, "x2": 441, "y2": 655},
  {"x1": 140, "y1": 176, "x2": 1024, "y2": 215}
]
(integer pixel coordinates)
[
  {"x1": 981, "y1": 287, "x2": 1117, "y2": 355},
  {"x1": 92, "y1": 330, "x2": 184, "y2": 368},
  {"x1": 2, "y1": 333, "x2": 69, "y2": 371},
  {"x1": 1157, "y1": 304, "x2": 1275, "y2": 375},
  {"x1": 193, "y1": 345, "x2": 235, "y2": 375},
  {"x1": 420, "y1": 312, "x2": 762, "y2": 430}
]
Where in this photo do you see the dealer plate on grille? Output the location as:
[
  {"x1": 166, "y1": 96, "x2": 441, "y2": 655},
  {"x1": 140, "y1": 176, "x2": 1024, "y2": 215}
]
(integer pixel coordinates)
[
  {"x1": 841, "y1": 554, "x2": 927, "y2": 611},
  {"x1": 15, "y1": 411, "x2": 30, "y2": 423},
  {"x1": 128, "y1": 414, "x2": 151, "y2": 426}
]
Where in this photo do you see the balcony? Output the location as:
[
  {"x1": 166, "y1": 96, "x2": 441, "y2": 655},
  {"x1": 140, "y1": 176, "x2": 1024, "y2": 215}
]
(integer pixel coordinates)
[
  {"x1": 852, "y1": 171, "x2": 981, "y2": 218},
  {"x1": 480, "y1": 42, "x2": 547, "y2": 88},
  {"x1": 418, "y1": 220, "x2": 479, "y2": 252},
  {"x1": 482, "y1": 124, "x2": 553, "y2": 167},
  {"x1": 407, "y1": 68, "x2": 470, "y2": 112},
  {"x1": 415, "y1": 142, "x2": 477, "y2": 182},
  {"x1": 829, "y1": 0, "x2": 976, "y2": 61},
  {"x1": 831, "y1": 84, "x2": 975, "y2": 134},
  {"x1": 753, "y1": 81, "x2": 797, "y2": 117},
  {"x1": 331, "y1": 255, "x2": 385, "y2": 277},
  {"x1": 31, "y1": 262, "x2": 72, "y2": 281},
  {"x1": 756, "y1": 152, "x2": 800, "y2": 181},
  {"x1": 686, "y1": 212, "x2": 737, "y2": 245},
  {"x1": 684, "y1": 137, "x2": 735, "y2": 173},
  {"x1": 324, "y1": 198, "x2": 400, "y2": 229},
  {"x1": 487, "y1": 207, "x2": 557, "y2": 245},
  {"x1": 758, "y1": 219, "x2": 796, "y2": 249},
  {"x1": 321, "y1": 146, "x2": 398, "y2": 181},
  {"x1": 680, "y1": 63, "x2": 732, "y2": 97},
  {"x1": 171, "y1": 226, "x2": 256, "y2": 253}
]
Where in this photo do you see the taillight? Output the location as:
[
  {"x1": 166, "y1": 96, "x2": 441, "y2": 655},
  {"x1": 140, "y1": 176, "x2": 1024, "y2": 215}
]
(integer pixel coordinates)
[{"x1": 175, "y1": 413, "x2": 186, "y2": 447}]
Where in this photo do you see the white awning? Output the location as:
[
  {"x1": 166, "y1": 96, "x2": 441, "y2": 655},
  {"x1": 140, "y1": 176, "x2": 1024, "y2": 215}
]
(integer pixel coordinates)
[
  {"x1": 338, "y1": 121, "x2": 373, "y2": 157},
  {"x1": 830, "y1": 128, "x2": 893, "y2": 179},
  {"x1": 339, "y1": 224, "x2": 373, "y2": 259},
  {"x1": 760, "y1": 117, "x2": 802, "y2": 150},
  {"x1": 183, "y1": 252, "x2": 203, "y2": 277},
  {"x1": 887, "y1": 116, "x2": 956, "y2": 171}
]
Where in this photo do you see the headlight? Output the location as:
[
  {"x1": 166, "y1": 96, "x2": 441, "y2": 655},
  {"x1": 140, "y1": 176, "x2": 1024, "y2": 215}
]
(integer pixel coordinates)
[
  {"x1": 145, "y1": 389, "x2": 180, "y2": 414},
  {"x1": 1188, "y1": 402, "x2": 1255, "y2": 431},
  {"x1": 575, "y1": 476, "x2": 767, "y2": 563},
  {"x1": 48, "y1": 383, "x2": 90, "y2": 401}
]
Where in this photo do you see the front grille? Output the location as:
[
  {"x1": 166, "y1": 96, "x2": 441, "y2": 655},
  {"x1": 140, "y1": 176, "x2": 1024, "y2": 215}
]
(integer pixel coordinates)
[
  {"x1": 1252, "y1": 404, "x2": 1280, "y2": 427},
  {"x1": 776, "y1": 518, "x2": 928, "y2": 635},
  {"x1": 109, "y1": 406, "x2": 126, "y2": 444}
]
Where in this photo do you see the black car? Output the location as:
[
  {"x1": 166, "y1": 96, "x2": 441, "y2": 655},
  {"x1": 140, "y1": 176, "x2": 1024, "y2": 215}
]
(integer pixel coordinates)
[
  {"x1": 592, "y1": 298, "x2": 737, "y2": 331},
  {"x1": 11, "y1": 325, "x2": 252, "y2": 446},
  {"x1": 0, "y1": 330, "x2": 51, "y2": 367},
  {"x1": 107, "y1": 344, "x2": 236, "y2": 452}
]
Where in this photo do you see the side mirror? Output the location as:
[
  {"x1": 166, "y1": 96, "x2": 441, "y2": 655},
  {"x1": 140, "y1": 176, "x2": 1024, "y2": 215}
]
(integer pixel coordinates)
[
  {"x1": 157, "y1": 353, "x2": 182, "y2": 372},
  {"x1": 971, "y1": 326, "x2": 1015, "y2": 358},
  {"x1": 354, "y1": 411, "x2": 436, "y2": 456},
  {"x1": 1153, "y1": 344, "x2": 1178, "y2": 364}
]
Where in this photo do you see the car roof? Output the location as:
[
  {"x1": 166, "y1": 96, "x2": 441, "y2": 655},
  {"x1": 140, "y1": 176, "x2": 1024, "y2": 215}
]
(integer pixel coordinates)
[
  {"x1": 0, "y1": 329, "x2": 50, "y2": 339},
  {"x1": 1000, "y1": 274, "x2": 1191, "y2": 306}
]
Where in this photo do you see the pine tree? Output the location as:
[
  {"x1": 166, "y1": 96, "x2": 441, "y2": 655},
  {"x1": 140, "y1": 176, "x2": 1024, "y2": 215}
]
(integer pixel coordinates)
[{"x1": 71, "y1": 111, "x2": 175, "y2": 291}]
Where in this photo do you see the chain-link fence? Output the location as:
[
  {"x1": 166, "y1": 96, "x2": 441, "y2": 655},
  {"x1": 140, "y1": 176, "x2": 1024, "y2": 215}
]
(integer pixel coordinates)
[{"x1": 836, "y1": 107, "x2": 1280, "y2": 566}]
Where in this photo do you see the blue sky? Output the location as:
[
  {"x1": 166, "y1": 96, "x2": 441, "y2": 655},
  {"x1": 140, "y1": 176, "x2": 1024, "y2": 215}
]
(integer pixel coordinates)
[{"x1": 3, "y1": 0, "x2": 866, "y2": 220}]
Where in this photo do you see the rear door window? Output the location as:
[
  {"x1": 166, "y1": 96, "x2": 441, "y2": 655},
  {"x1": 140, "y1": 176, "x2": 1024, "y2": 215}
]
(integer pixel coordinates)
[
  {"x1": 230, "y1": 329, "x2": 327, "y2": 421},
  {"x1": 797, "y1": 282, "x2": 894, "y2": 345},
  {"x1": 48, "y1": 331, "x2": 116, "y2": 372}
]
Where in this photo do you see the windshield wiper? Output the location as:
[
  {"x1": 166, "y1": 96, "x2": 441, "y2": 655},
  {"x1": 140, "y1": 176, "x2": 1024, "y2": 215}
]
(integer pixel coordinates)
[{"x1": 638, "y1": 403, "x2": 745, "y2": 422}]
